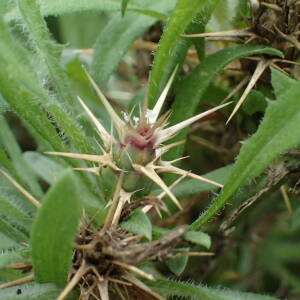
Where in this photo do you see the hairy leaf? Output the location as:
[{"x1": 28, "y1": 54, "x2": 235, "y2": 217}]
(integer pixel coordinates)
[
  {"x1": 91, "y1": 0, "x2": 175, "y2": 88},
  {"x1": 0, "y1": 15, "x2": 92, "y2": 156},
  {"x1": 31, "y1": 170, "x2": 82, "y2": 286},
  {"x1": 19, "y1": 0, "x2": 76, "y2": 109},
  {"x1": 149, "y1": 279, "x2": 280, "y2": 300},
  {"x1": 0, "y1": 283, "x2": 76, "y2": 300},
  {"x1": 271, "y1": 68, "x2": 296, "y2": 97},
  {"x1": 0, "y1": 218, "x2": 28, "y2": 245},
  {"x1": 0, "y1": 18, "x2": 65, "y2": 153},
  {"x1": 0, "y1": 94, "x2": 9, "y2": 115},
  {"x1": 121, "y1": 209, "x2": 152, "y2": 240},
  {"x1": 166, "y1": 45, "x2": 283, "y2": 161},
  {"x1": 23, "y1": 152, "x2": 65, "y2": 185},
  {"x1": 148, "y1": 0, "x2": 220, "y2": 105},
  {"x1": 0, "y1": 146, "x2": 15, "y2": 176},
  {"x1": 5, "y1": 0, "x2": 164, "y2": 21},
  {"x1": 190, "y1": 70, "x2": 300, "y2": 230},
  {"x1": 0, "y1": 116, "x2": 43, "y2": 198},
  {"x1": 0, "y1": 234, "x2": 18, "y2": 250},
  {"x1": 0, "y1": 247, "x2": 31, "y2": 268},
  {"x1": 0, "y1": 195, "x2": 32, "y2": 231}
]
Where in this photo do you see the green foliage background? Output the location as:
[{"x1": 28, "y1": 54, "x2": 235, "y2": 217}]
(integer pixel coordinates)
[{"x1": 0, "y1": 0, "x2": 299, "y2": 299}]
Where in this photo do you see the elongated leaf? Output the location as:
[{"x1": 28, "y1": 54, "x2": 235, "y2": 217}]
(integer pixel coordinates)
[
  {"x1": 121, "y1": 209, "x2": 152, "y2": 240},
  {"x1": 0, "y1": 16, "x2": 99, "y2": 194},
  {"x1": 171, "y1": 164, "x2": 233, "y2": 197},
  {"x1": 23, "y1": 152, "x2": 65, "y2": 185},
  {"x1": 121, "y1": 0, "x2": 129, "y2": 16},
  {"x1": 0, "y1": 16, "x2": 92, "y2": 156},
  {"x1": 149, "y1": 279, "x2": 279, "y2": 300},
  {"x1": 148, "y1": 0, "x2": 218, "y2": 105},
  {"x1": 0, "y1": 94, "x2": 9, "y2": 115},
  {"x1": 189, "y1": 4, "x2": 220, "y2": 62},
  {"x1": 166, "y1": 45, "x2": 283, "y2": 161},
  {"x1": 190, "y1": 70, "x2": 300, "y2": 230},
  {"x1": 31, "y1": 170, "x2": 82, "y2": 286},
  {"x1": 0, "y1": 18, "x2": 65, "y2": 153},
  {"x1": 291, "y1": 207, "x2": 300, "y2": 231},
  {"x1": 0, "y1": 233, "x2": 18, "y2": 250},
  {"x1": 0, "y1": 247, "x2": 31, "y2": 268},
  {"x1": 91, "y1": 0, "x2": 175, "y2": 88},
  {"x1": 19, "y1": 0, "x2": 76, "y2": 109},
  {"x1": 6, "y1": 0, "x2": 168, "y2": 22},
  {"x1": 0, "y1": 71, "x2": 62, "y2": 153},
  {"x1": 260, "y1": 242, "x2": 300, "y2": 264},
  {"x1": 5, "y1": 0, "x2": 138, "y2": 21},
  {"x1": 0, "y1": 195, "x2": 32, "y2": 230},
  {"x1": 0, "y1": 283, "x2": 76, "y2": 300},
  {"x1": 58, "y1": 12, "x2": 108, "y2": 49},
  {"x1": 0, "y1": 218, "x2": 28, "y2": 244},
  {"x1": 0, "y1": 146, "x2": 15, "y2": 175},
  {"x1": 0, "y1": 116, "x2": 43, "y2": 198}
]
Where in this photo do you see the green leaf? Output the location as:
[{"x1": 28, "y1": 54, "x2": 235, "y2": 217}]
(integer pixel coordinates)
[
  {"x1": 0, "y1": 93, "x2": 9, "y2": 115},
  {"x1": 0, "y1": 116, "x2": 43, "y2": 198},
  {"x1": 0, "y1": 15, "x2": 93, "y2": 157},
  {"x1": 0, "y1": 195, "x2": 32, "y2": 231},
  {"x1": 31, "y1": 170, "x2": 82, "y2": 286},
  {"x1": 91, "y1": 0, "x2": 175, "y2": 88},
  {"x1": 19, "y1": 0, "x2": 76, "y2": 109},
  {"x1": 165, "y1": 249, "x2": 189, "y2": 276},
  {"x1": 6, "y1": 0, "x2": 169, "y2": 22},
  {"x1": 0, "y1": 233, "x2": 18, "y2": 250},
  {"x1": 184, "y1": 231, "x2": 211, "y2": 249},
  {"x1": 0, "y1": 247, "x2": 31, "y2": 268},
  {"x1": 23, "y1": 152, "x2": 65, "y2": 185},
  {"x1": 121, "y1": 0, "x2": 129, "y2": 16},
  {"x1": 170, "y1": 164, "x2": 233, "y2": 197},
  {"x1": 0, "y1": 283, "x2": 76, "y2": 300},
  {"x1": 166, "y1": 45, "x2": 283, "y2": 161},
  {"x1": 130, "y1": 8, "x2": 168, "y2": 21},
  {"x1": 5, "y1": 0, "x2": 136, "y2": 21},
  {"x1": 149, "y1": 279, "x2": 280, "y2": 300},
  {"x1": 260, "y1": 242, "x2": 300, "y2": 264},
  {"x1": 148, "y1": 0, "x2": 218, "y2": 105},
  {"x1": 271, "y1": 68, "x2": 296, "y2": 97},
  {"x1": 152, "y1": 226, "x2": 170, "y2": 240},
  {"x1": 121, "y1": 209, "x2": 152, "y2": 240},
  {"x1": 0, "y1": 18, "x2": 98, "y2": 194},
  {"x1": 291, "y1": 207, "x2": 300, "y2": 231},
  {"x1": 0, "y1": 17, "x2": 65, "y2": 153},
  {"x1": 0, "y1": 218, "x2": 28, "y2": 245},
  {"x1": 58, "y1": 12, "x2": 108, "y2": 49},
  {"x1": 0, "y1": 145, "x2": 15, "y2": 176},
  {"x1": 190, "y1": 74, "x2": 300, "y2": 230},
  {"x1": 242, "y1": 90, "x2": 267, "y2": 116}
]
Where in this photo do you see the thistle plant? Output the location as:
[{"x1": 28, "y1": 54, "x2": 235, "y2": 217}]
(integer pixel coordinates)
[
  {"x1": 47, "y1": 70, "x2": 228, "y2": 214},
  {"x1": 0, "y1": 69, "x2": 229, "y2": 299}
]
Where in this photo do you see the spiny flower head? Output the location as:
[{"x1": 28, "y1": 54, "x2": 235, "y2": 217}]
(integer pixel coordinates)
[{"x1": 47, "y1": 68, "x2": 230, "y2": 209}]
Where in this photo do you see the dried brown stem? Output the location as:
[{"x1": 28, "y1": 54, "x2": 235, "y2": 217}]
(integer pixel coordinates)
[
  {"x1": 102, "y1": 172, "x2": 124, "y2": 231},
  {"x1": 0, "y1": 275, "x2": 34, "y2": 289}
]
